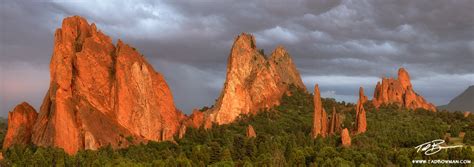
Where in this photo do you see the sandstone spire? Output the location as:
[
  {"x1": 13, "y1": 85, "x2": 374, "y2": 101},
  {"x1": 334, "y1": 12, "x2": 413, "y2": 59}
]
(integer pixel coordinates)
[
  {"x1": 372, "y1": 68, "x2": 436, "y2": 111},
  {"x1": 355, "y1": 87, "x2": 367, "y2": 134},
  {"x1": 328, "y1": 107, "x2": 341, "y2": 135},
  {"x1": 321, "y1": 108, "x2": 328, "y2": 137},
  {"x1": 2, "y1": 16, "x2": 186, "y2": 155},
  {"x1": 398, "y1": 68, "x2": 412, "y2": 90},
  {"x1": 246, "y1": 125, "x2": 257, "y2": 138},
  {"x1": 359, "y1": 87, "x2": 368, "y2": 105},
  {"x1": 312, "y1": 84, "x2": 328, "y2": 138},
  {"x1": 3, "y1": 102, "x2": 38, "y2": 148},
  {"x1": 341, "y1": 128, "x2": 351, "y2": 147},
  {"x1": 199, "y1": 33, "x2": 306, "y2": 126}
]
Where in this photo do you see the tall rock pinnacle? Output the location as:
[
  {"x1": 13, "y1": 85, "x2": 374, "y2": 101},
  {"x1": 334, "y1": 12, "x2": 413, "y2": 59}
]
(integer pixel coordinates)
[
  {"x1": 372, "y1": 68, "x2": 436, "y2": 111},
  {"x1": 3, "y1": 102, "x2": 38, "y2": 148},
  {"x1": 328, "y1": 107, "x2": 341, "y2": 135},
  {"x1": 194, "y1": 33, "x2": 306, "y2": 127},
  {"x1": 312, "y1": 84, "x2": 329, "y2": 138},
  {"x1": 0, "y1": 16, "x2": 184, "y2": 154},
  {"x1": 355, "y1": 87, "x2": 367, "y2": 134}
]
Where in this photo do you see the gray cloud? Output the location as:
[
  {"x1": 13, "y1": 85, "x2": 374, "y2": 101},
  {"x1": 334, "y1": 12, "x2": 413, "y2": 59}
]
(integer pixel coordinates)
[{"x1": 1, "y1": 0, "x2": 473, "y2": 115}]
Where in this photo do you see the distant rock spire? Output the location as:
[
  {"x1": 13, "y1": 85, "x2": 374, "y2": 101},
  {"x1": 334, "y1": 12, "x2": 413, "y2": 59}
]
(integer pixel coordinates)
[
  {"x1": 312, "y1": 84, "x2": 329, "y2": 138},
  {"x1": 356, "y1": 87, "x2": 367, "y2": 134},
  {"x1": 328, "y1": 106, "x2": 341, "y2": 135}
]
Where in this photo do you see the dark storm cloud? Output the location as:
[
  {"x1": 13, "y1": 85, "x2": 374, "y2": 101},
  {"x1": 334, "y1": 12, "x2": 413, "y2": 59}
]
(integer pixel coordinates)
[{"x1": 1, "y1": 0, "x2": 473, "y2": 115}]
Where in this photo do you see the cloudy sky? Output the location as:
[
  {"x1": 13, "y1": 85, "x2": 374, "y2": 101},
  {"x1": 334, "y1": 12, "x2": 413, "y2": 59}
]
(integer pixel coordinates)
[{"x1": 1, "y1": 0, "x2": 473, "y2": 116}]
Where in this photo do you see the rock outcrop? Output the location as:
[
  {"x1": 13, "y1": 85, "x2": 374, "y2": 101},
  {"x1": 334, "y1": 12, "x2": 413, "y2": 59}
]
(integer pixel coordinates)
[
  {"x1": 372, "y1": 68, "x2": 436, "y2": 111},
  {"x1": 191, "y1": 33, "x2": 305, "y2": 127},
  {"x1": 341, "y1": 128, "x2": 351, "y2": 147},
  {"x1": 0, "y1": 16, "x2": 184, "y2": 154},
  {"x1": 355, "y1": 87, "x2": 367, "y2": 134},
  {"x1": 3, "y1": 102, "x2": 38, "y2": 148},
  {"x1": 312, "y1": 84, "x2": 329, "y2": 138},
  {"x1": 359, "y1": 87, "x2": 368, "y2": 105},
  {"x1": 185, "y1": 109, "x2": 213, "y2": 129},
  {"x1": 246, "y1": 125, "x2": 257, "y2": 138},
  {"x1": 328, "y1": 107, "x2": 341, "y2": 135}
]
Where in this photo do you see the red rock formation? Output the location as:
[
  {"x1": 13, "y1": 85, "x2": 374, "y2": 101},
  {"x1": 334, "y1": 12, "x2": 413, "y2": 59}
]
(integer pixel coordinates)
[
  {"x1": 185, "y1": 109, "x2": 213, "y2": 129},
  {"x1": 372, "y1": 68, "x2": 436, "y2": 111},
  {"x1": 3, "y1": 102, "x2": 38, "y2": 148},
  {"x1": 359, "y1": 87, "x2": 368, "y2": 105},
  {"x1": 328, "y1": 107, "x2": 341, "y2": 135},
  {"x1": 6, "y1": 16, "x2": 185, "y2": 155},
  {"x1": 355, "y1": 87, "x2": 367, "y2": 134},
  {"x1": 312, "y1": 84, "x2": 329, "y2": 138},
  {"x1": 321, "y1": 108, "x2": 328, "y2": 137},
  {"x1": 201, "y1": 33, "x2": 305, "y2": 126},
  {"x1": 464, "y1": 112, "x2": 471, "y2": 118},
  {"x1": 341, "y1": 128, "x2": 351, "y2": 147},
  {"x1": 246, "y1": 125, "x2": 257, "y2": 138}
]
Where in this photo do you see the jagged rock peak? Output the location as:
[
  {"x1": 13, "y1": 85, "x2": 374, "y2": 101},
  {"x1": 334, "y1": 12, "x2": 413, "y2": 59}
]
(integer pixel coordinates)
[
  {"x1": 12, "y1": 15, "x2": 185, "y2": 155},
  {"x1": 372, "y1": 68, "x2": 436, "y2": 112},
  {"x1": 398, "y1": 68, "x2": 412, "y2": 90},
  {"x1": 3, "y1": 102, "x2": 38, "y2": 149},
  {"x1": 199, "y1": 32, "x2": 306, "y2": 126},
  {"x1": 232, "y1": 32, "x2": 257, "y2": 51}
]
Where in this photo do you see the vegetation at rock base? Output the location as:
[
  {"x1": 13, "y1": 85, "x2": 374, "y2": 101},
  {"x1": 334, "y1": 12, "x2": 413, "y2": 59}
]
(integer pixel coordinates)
[{"x1": 1, "y1": 86, "x2": 473, "y2": 166}]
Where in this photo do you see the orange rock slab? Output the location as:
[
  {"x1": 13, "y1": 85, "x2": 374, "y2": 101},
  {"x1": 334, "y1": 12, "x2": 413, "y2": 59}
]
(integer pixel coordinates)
[{"x1": 3, "y1": 102, "x2": 38, "y2": 148}]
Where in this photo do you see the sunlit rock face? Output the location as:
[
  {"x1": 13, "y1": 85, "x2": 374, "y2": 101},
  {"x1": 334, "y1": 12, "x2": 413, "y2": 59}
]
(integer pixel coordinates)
[
  {"x1": 11, "y1": 16, "x2": 185, "y2": 155},
  {"x1": 246, "y1": 125, "x2": 257, "y2": 138},
  {"x1": 3, "y1": 102, "x2": 38, "y2": 149},
  {"x1": 341, "y1": 128, "x2": 351, "y2": 147},
  {"x1": 372, "y1": 68, "x2": 436, "y2": 112},
  {"x1": 189, "y1": 33, "x2": 305, "y2": 127},
  {"x1": 355, "y1": 87, "x2": 367, "y2": 134},
  {"x1": 312, "y1": 84, "x2": 329, "y2": 138}
]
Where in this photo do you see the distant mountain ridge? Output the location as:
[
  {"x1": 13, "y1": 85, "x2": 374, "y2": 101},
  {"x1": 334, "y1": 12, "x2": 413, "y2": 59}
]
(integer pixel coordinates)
[{"x1": 438, "y1": 85, "x2": 474, "y2": 112}]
